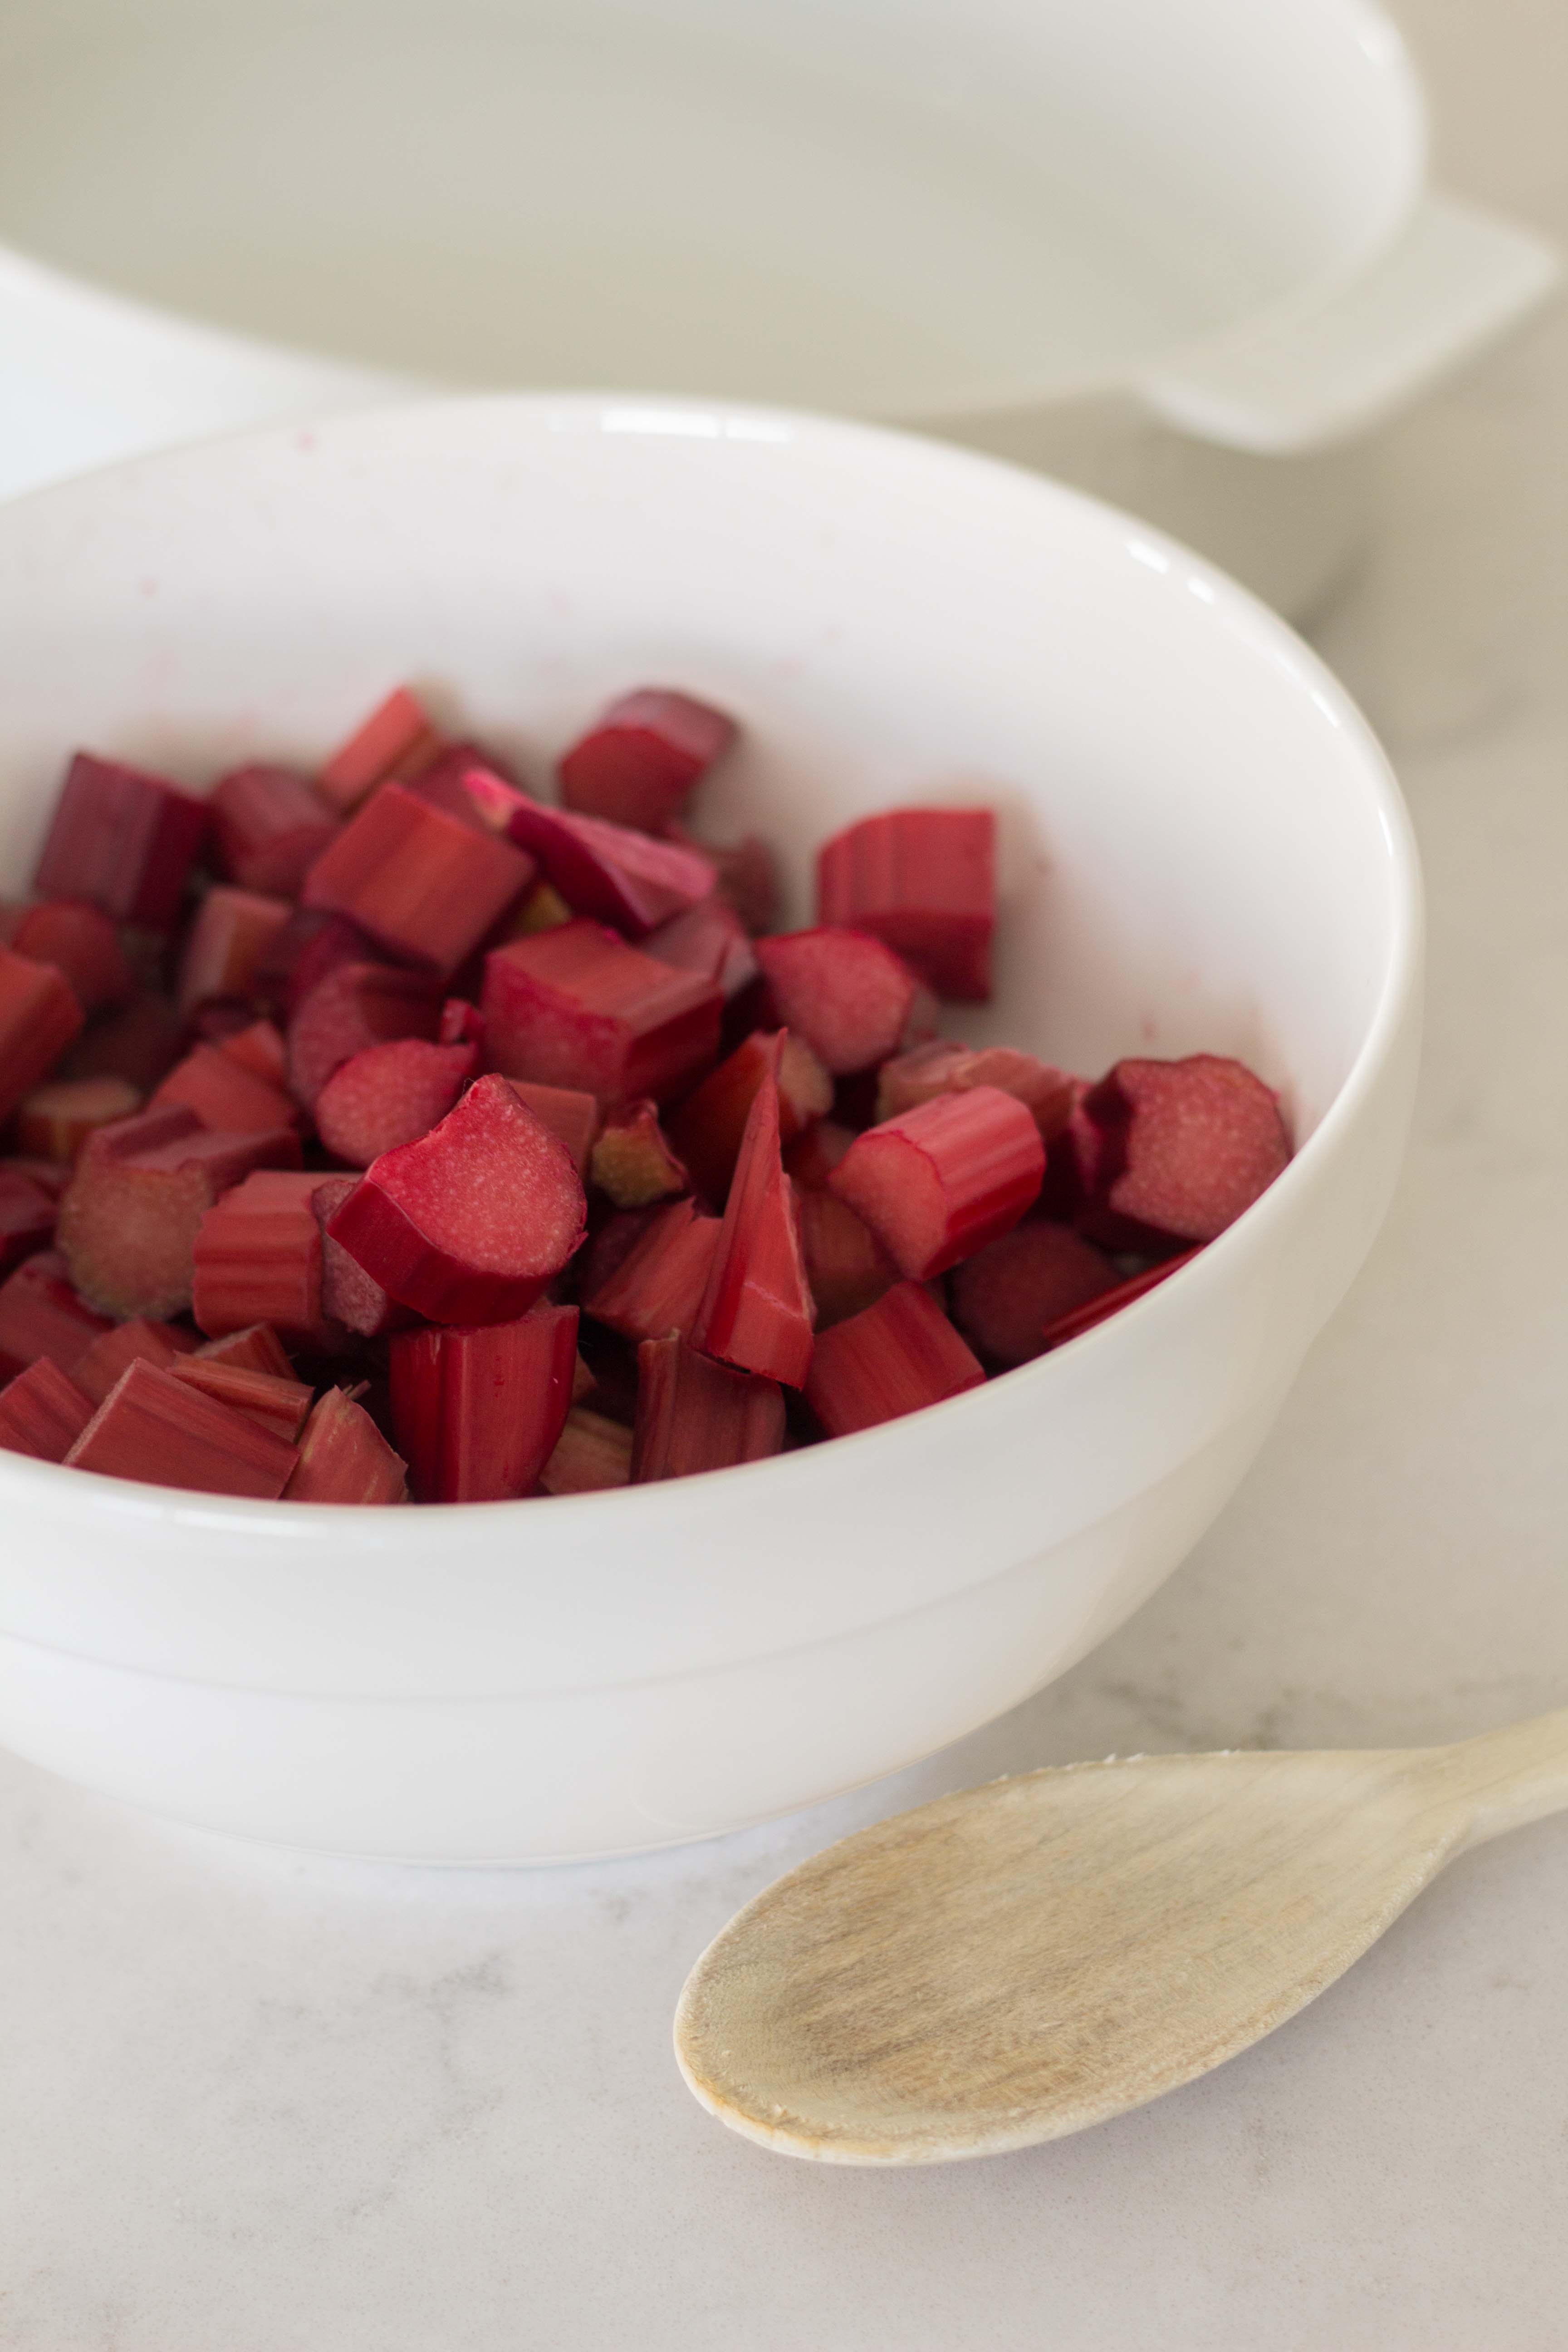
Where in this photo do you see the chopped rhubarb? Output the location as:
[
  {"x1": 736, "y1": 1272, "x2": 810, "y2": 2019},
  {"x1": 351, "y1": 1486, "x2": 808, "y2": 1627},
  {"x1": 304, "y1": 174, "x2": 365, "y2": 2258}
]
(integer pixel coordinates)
[
  {"x1": 817, "y1": 807, "x2": 995, "y2": 1001},
  {"x1": 315, "y1": 1036, "x2": 478, "y2": 1167},
  {"x1": 170, "y1": 1354, "x2": 313, "y2": 1441},
  {"x1": 220, "y1": 1019, "x2": 288, "y2": 1089},
  {"x1": 440, "y1": 997, "x2": 485, "y2": 1049},
  {"x1": 0, "y1": 1251, "x2": 113, "y2": 1380},
  {"x1": 538, "y1": 1405, "x2": 634, "y2": 1495},
  {"x1": 195, "y1": 1321, "x2": 296, "y2": 1377},
  {"x1": 33, "y1": 751, "x2": 209, "y2": 931},
  {"x1": 558, "y1": 688, "x2": 735, "y2": 832},
  {"x1": 284, "y1": 1386, "x2": 408, "y2": 1504},
  {"x1": 59, "y1": 993, "x2": 185, "y2": 1092},
  {"x1": 318, "y1": 686, "x2": 442, "y2": 812},
  {"x1": 502, "y1": 1079, "x2": 601, "y2": 1176},
  {"x1": 1040, "y1": 1250, "x2": 1202, "y2": 1350},
  {"x1": 482, "y1": 920, "x2": 722, "y2": 1106},
  {"x1": 18, "y1": 1076, "x2": 142, "y2": 1165},
  {"x1": 666, "y1": 1028, "x2": 832, "y2": 1205},
  {"x1": 0, "y1": 1166, "x2": 58, "y2": 1273},
  {"x1": 512, "y1": 879, "x2": 574, "y2": 936},
  {"x1": 406, "y1": 740, "x2": 524, "y2": 833},
  {"x1": 690, "y1": 1038, "x2": 815, "y2": 1387},
  {"x1": 631, "y1": 1333, "x2": 785, "y2": 1481},
  {"x1": 2, "y1": 1155, "x2": 73, "y2": 1202},
  {"x1": 572, "y1": 1350, "x2": 598, "y2": 1403},
  {"x1": 754, "y1": 929, "x2": 936, "y2": 1076},
  {"x1": 798, "y1": 1188, "x2": 898, "y2": 1329},
  {"x1": 1078, "y1": 1055, "x2": 1292, "y2": 1245},
  {"x1": 309, "y1": 1176, "x2": 410, "y2": 1338},
  {"x1": 781, "y1": 1118, "x2": 856, "y2": 1190},
  {"x1": 489, "y1": 793, "x2": 716, "y2": 940},
  {"x1": 0, "y1": 1357, "x2": 94, "y2": 1461},
  {"x1": 255, "y1": 907, "x2": 386, "y2": 1021},
  {"x1": 694, "y1": 830, "x2": 779, "y2": 937},
  {"x1": 303, "y1": 782, "x2": 534, "y2": 976},
  {"x1": 71, "y1": 1315, "x2": 183, "y2": 1405},
  {"x1": 581, "y1": 1198, "x2": 721, "y2": 1345},
  {"x1": 0, "y1": 945, "x2": 83, "y2": 1121},
  {"x1": 804, "y1": 1280, "x2": 985, "y2": 1438},
  {"x1": 0, "y1": 900, "x2": 134, "y2": 1014},
  {"x1": 327, "y1": 1073, "x2": 585, "y2": 1324},
  {"x1": 210, "y1": 763, "x2": 340, "y2": 896},
  {"x1": 829, "y1": 1086, "x2": 1044, "y2": 1280},
  {"x1": 286, "y1": 960, "x2": 443, "y2": 1107},
  {"x1": 191, "y1": 1169, "x2": 331, "y2": 1342},
  {"x1": 949, "y1": 1220, "x2": 1119, "y2": 1367},
  {"x1": 875, "y1": 1041, "x2": 1075, "y2": 1138},
  {"x1": 66, "y1": 1357, "x2": 298, "y2": 1498},
  {"x1": 389, "y1": 1301, "x2": 578, "y2": 1501},
  {"x1": 643, "y1": 895, "x2": 759, "y2": 1000},
  {"x1": 175, "y1": 885, "x2": 293, "y2": 1018},
  {"x1": 152, "y1": 1044, "x2": 299, "y2": 1135},
  {"x1": 59, "y1": 1109, "x2": 301, "y2": 1320},
  {"x1": 590, "y1": 1100, "x2": 690, "y2": 1209}
]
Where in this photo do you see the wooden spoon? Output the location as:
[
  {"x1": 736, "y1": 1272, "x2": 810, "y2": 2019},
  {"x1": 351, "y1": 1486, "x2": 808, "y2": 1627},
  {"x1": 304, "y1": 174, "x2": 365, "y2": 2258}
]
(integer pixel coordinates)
[{"x1": 675, "y1": 1712, "x2": 1568, "y2": 2164}]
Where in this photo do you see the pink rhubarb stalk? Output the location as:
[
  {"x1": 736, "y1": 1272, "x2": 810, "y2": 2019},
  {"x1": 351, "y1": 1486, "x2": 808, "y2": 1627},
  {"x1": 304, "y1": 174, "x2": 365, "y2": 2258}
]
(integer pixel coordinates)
[
  {"x1": 195, "y1": 1322, "x2": 296, "y2": 1378},
  {"x1": 314, "y1": 1035, "x2": 478, "y2": 1167},
  {"x1": 666, "y1": 1028, "x2": 831, "y2": 1206},
  {"x1": 152, "y1": 1044, "x2": 299, "y2": 1136},
  {"x1": 317, "y1": 686, "x2": 443, "y2": 812},
  {"x1": 0, "y1": 1251, "x2": 113, "y2": 1381},
  {"x1": 71, "y1": 1316, "x2": 184, "y2": 1405},
  {"x1": 689, "y1": 1037, "x2": 815, "y2": 1387},
  {"x1": 32, "y1": 750, "x2": 209, "y2": 930},
  {"x1": 0, "y1": 1166, "x2": 58, "y2": 1274},
  {"x1": 558, "y1": 688, "x2": 735, "y2": 833},
  {"x1": 0, "y1": 900, "x2": 134, "y2": 1015},
  {"x1": 816, "y1": 807, "x2": 995, "y2": 1001},
  {"x1": 303, "y1": 780, "x2": 535, "y2": 977},
  {"x1": 65, "y1": 1357, "x2": 299, "y2": 1498},
  {"x1": 175, "y1": 885, "x2": 293, "y2": 1017},
  {"x1": 538, "y1": 1406, "x2": 634, "y2": 1495},
  {"x1": 19, "y1": 1076, "x2": 142, "y2": 1164},
  {"x1": 797, "y1": 1188, "x2": 898, "y2": 1330},
  {"x1": 210, "y1": 763, "x2": 339, "y2": 896},
  {"x1": 580, "y1": 1197, "x2": 721, "y2": 1345},
  {"x1": 642, "y1": 896, "x2": 758, "y2": 1001},
  {"x1": 1039, "y1": 1250, "x2": 1201, "y2": 1352},
  {"x1": 948, "y1": 1220, "x2": 1119, "y2": 1367},
  {"x1": 829, "y1": 1085, "x2": 1044, "y2": 1280},
  {"x1": 874, "y1": 1041, "x2": 1074, "y2": 1138},
  {"x1": 589, "y1": 1100, "x2": 690, "y2": 1209},
  {"x1": 1077, "y1": 1055, "x2": 1291, "y2": 1245},
  {"x1": 190, "y1": 1169, "x2": 332, "y2": 1342},
  {"x1": 630, "y1": 1333, "x2": 785, "y2": 1481},
  {"x1": 389, "y1": 1301, "x2": 578, "y2": 1501},
  {"x1": 0, "y1": 945, "x2": 83, "y2": 1122},
  {"x1": 0, "y1": 1356, "x2": 94, "y2": 1461},
  {"x1": 285, "y1": 960, "x2": 443, "y2": 1107},
  {"x1": 481, "y1": 920, "x2": 722, "y2": 1106},
  {"x1": 284, "y1": 1387, "x2": 409, "y2": 1504},
  {"x1": 804, "y1": 1281, "x2": 985, "y2": 1438},
  {"x1": 754, "y1": 928, "x2": 936, "y2": 1076},
  {"x1": 169, "y1": 1354, "x2": 314, "y2": 1441},
  {"x1": 483, "y1": 787, "x2": 716, "y2": 939}
]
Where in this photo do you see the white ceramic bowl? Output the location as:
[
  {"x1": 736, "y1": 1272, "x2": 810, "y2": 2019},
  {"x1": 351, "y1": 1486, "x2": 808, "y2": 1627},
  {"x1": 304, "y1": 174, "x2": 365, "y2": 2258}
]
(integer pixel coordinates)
[{"x1": 0, "y1": 396, "x2": 1421, "y2": 1861}]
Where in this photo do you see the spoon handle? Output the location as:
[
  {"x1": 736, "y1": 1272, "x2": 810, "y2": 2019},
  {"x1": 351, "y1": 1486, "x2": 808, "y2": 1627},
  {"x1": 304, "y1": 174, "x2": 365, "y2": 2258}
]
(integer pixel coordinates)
[{"x1": 1431, "y1": 1709, "x2": 1568, "y2": 1848}]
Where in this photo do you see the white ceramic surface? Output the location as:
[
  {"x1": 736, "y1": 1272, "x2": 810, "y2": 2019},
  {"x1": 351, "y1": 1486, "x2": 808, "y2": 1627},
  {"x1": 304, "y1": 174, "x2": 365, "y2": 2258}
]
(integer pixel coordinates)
[
  {"x1": 0, "y1": 0, "x2": 1554, "y2": 614},
  {"x1": 0, "y1": 395, "x2": 1420, "y2": 1859}
]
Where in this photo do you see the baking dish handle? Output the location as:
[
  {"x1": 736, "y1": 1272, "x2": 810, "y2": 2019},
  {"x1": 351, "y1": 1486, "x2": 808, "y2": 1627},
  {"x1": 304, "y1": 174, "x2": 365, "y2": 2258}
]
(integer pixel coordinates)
[{"x1": 1137, "y1": 192, "x2": 1559, "y2": 456}]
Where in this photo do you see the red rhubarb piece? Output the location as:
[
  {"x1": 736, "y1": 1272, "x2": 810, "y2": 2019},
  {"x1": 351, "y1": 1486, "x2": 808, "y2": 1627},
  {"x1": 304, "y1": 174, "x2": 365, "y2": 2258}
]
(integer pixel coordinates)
[
  {"x1": 440, "y1": 997, "x2": 485, "y2": 1049},
  {"x1": 501, "y1": 1079, "x2": 601, "y2": 1176},
  {"x1": 59, "y1": 993, "x2": 185, "y2": 1092},
  {"x1": 66, "y1": 1357, "x2": 299, "y2": 1498},
  {"x1": 0, "y1": 900, "x2": 134, "y2": 1015},
  {"x1": 406, "y1": 741, "x2": 524, "y2": 833},
  {"x1": 798, "y1": 1188, "x2": 898, "y2": 1329},
  {"x1": 781, "y1": 1118, "x2": 855, "y2": 1191},
  {"x1": 558, "y1": 688, "x2": 735, "y2": 832},
  {"x1": 152, "y1": 1044, "x2": 299, "y2": 1136},
  {"x1": 666, "y1": 1028, "x2": 832, "y2": 1206},
  {"x1": 303, "y1": 781, "x2": 534, "y2": 977},
  {"x1": 0, "y1": 945, "x2": 83, "y2": 1122},
  {"x1": 482, "y1": 920, "x2": 722, "y2": 1106},
  {"x1": 538, "y1": 1406, "x2": 634, "y2": 1495},
  {"x1": 631, "y1": 1333, "x2": 785, "y2": 1482},
  {"x1": 581, "y1": 1197, "x2": 721, "y2": 1345},
  {"x1": 191, "y1": 1169, "x2": 332, "y2": 1342},
  {"x1": 1040, "y1": 1250, "x2": 1202, "y2": 1349},
  {"x1": 754, "y1": 929, "x2": 936, "y2": 1077},
  {"x1": 949, "y1": 1221, "x2": 1119, "y2": 1367},
  {"x1": 643, "y1": 896, "x2": 758, "y2": 1001},
  {"x1": 589, "y1": 1100, "x2": 690, "y2": 1209},
  {"x1": 804, "y1": 1280, "x2": 985, "y2": 1438},
  {"x1": 195, "y1": 1321, "x2": 296, "y2": 1378},
  {"x1": 327, "y1": 1073, "x2": 585, "y2": 1325},
  {"x1": 18, "y1": 1076, "x2": 142, "y2": 1165},
  {"x1": 389, "y1": 1301, "x2": 578, "y2": 1502},
  {"x1": 58, "y1": 1109, "x2": 302, "y2": 1321},
  {"x1": 210, "y1": 763, "x2": 340, "y2": 897},
  {"x1": 696, "y1": 831, "x2": 779, "y2": 937},
  {"x1": 0, "y1": 1357, "x2": 94, "y2": 1461},
  {"x1": 2, "y1": 1156, "x2": 73, "y2": 1203},
  {"x1": 253, "y1": 907, "x2": 385, "y2": 1022},
  {"x1": 0, "y1": 1251, "x2": 113, "y2": 1381},
  {"x1": 314, "y1": 1035, "x2": 478, "y2": 1168},
  {"x1": 829, "y1": 1086, "x2": 1044, "y2": 1280},
  {"x1": 1078, "y1": 1055, "x2": 1292, "y2": 1245},
  {"x1": 875, "y1": 1041, "x2": 1075, "y2": 1138},
  {"x1": 690, "y1": 1038, "x2": 814, "y2": 1387},
  {"x1": 284, "y1": 1386, "x2": 408, "y2": 1504},
  {"x1": 318, "y1": 686, "x2": 442, "y2": 812},
  {"x1": 176, "y1": 885, "x2": 293, "y2": 1018},
  {"x1": 170, "y1": 1354, "x2": 313, "y2": 1441},
  {"x1": 309, "y1": 1176, "x2": 410, "y2": 1339},
  {"x1": 219, "y1": 1019, "x2": 288, "y2": 1090},
  {"x1": 0, "y1": 1166, "x2": 58, "y2": 1274},
  {"x1": 485, "y1": 791, "x2": 716, "y2": 941},
  {"x1": 33, "y1": 751, "x2": 209, "y2": 931},
  {"x1": 71, "y1": 1315, "x2": 183, "y2": 1405},
  {"x1": 286, "y1": 960, "x2": 443, "y2": 1108},
  {"x1": 817, "y1": 807, "x2": 995, "y2": 1001}
]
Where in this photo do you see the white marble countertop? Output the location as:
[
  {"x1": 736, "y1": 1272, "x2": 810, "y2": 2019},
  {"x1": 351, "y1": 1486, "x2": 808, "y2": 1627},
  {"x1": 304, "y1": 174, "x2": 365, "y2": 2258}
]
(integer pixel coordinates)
[{"x1": 4, "y1": 4, "x2": 1565, "y2": 2344}]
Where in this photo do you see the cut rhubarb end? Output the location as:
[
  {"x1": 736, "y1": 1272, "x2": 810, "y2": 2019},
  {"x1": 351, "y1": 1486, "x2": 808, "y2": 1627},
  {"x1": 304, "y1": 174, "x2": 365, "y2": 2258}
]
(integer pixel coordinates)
[
  {"x1": 631, "y1": 1333, "x2": 785, "y2": 1482},
  {"x1": 558, "y1": 688, "x2": 736, "y2": 833},
  {"x1": 389, "y1": 1301, "x2": 578, "y2": 1502},
  {"x1": 666, "y1": 1029, "x2": 832, "y2": 1207},
  {"x1": 310, "y1": 1176, "x2": 411, "y2": 1338},
  {"x1": 1039, "y1": 1249, "x2": 1202, "y2": 1350},
  {"x1": 0, "y1": 1166, "x2": 59, "y2": 1273},
  {"x1": 829, "y1": 1085, "x2": 1045, "y2": 1281},
  {"x1": 500, "y1": 1080, "x2": 601, "y2": 1176},
  {"x1": 404, "y1": 741, "x2": 524, "y2": 833},
  {"x1": 1, "y1": 900, "x2": 135, "y2": 1015},
  {"x1": 59, "y1": 1112, "x2": 302, "y2": 1322},
  {"x1": 0, "y1": 1250, "x2": 114, "y2": 1382},
  {"x1": 0, "y1": 945, "x2": 84, "y2": 1122},
  {"x1": 581, "y1": 1197, "x2": 721, "y2": 1345},
  {"x1": 949, "y1": 1220, "x2": 1119, "y2": 1368},
  {"x1": 303, "y1": 781, "x2": 534, "y2": 977},
  {"x1": 210, "y1": 763, "x2": 340, "y2": 897},
  {"x1": 539, "y1": 1406, "x2": 634, "y2": 1495},
  {"x1": 643, "y1": 896, "x2": 758, "y2": 1002},
  {"x1": 71, "y1": 1315, "x2": 183, "y2": 1406},
  {"x1": 690, "y1": 1037, "x2": 815, "y2": 1388},
  {"x1": 327, "y1": 1073, "x2": 585, "y2": 1326},
  {"x1": 286, "y1": 960, "x2": 443, "y2": 1108},
  {"x1": 58, "y1": 993, "x2": 185, "y2": 1093},
  {"x1": 589, "y1": 1100, "x2": 690, "y2": 1210},
  {"x1": 255, "y1": 907, "x2": 386, "y2": 1023},
  {"x1": 1079, "y1": 1055, "x2": 1292, "y2": 1245},
  {"x1": 317, "y1": 686, "x2": 441, "y2": 812},
  {"x1": 66, "y1": 1356, "x2": 299, "y2": 1499},
  {"x1": 482, "y1": 920, "x2": 722, "y2": 1107},
  {"x1": 152, "y1": 1044, "x2": 300, "y2": 1136},
  {"x1": 175, "y1": 885, "x2": 293, "y2": 1018},
  {"x1": 798, "y1": 1188, "x2": 898, "y2": 1329},
  {"x1": 875, "y1": 1041, "x2": 1075, "y2": 1139},
  {"x1": 0, "y1": 1356, "x2": 95, "y2": 1461},
  {"x1": 33, "y1": 751, "x2": 209, "y2": 931},
  {"x1": 189, "y1": 1168, "x2": 329, "y2": 1341},
  {"x1": 284, "y1": 1386, "x2": 409, "y2": 1504},
  {"x1": 220, "y1": 1019, "x2": 288, "y2": 1090},
  {"x1": 314, "y1": 1036, "x2": 478, "y2": 1168},
  {"x1": 754, "y1": 929, "x2": 936, "y2": 1077},
  {"x1": 816, "y1": 807, "x2": 995, "y2": 1001},
  {"x1": 18, "y1": 1075, "x2": 143, "y2": 1167},
  {"x1": 195, "y1": 1322, "x2": 296, "y2": 1378},
  {"x1": 804, "y1": 1281, "x2": 985, "y2": 1438},
  {"x1": 494, "y1": 796, "x2": 716, "y2": 940},
  {"x1": 169, "y1": 1354, "x2": 314, "y2": 1441}
]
